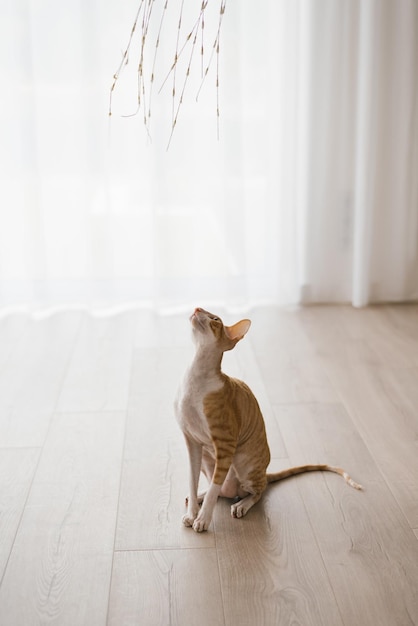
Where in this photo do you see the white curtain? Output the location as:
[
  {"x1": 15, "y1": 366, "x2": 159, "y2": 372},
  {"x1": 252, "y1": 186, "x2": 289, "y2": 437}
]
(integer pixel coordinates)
[{"x1": 1, "y1": 0, "x2": 417, "y2": 312}]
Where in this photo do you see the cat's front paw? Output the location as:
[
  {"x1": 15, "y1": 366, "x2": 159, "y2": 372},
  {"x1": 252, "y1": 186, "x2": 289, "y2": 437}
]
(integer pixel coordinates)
[
  {"x1": 182, "y1": 500, "x2": 200, "y2": 527},
  {"x1": 192, "y1": 516, "x2": 210, "y2": 532},
  {"x1": 182, "y1": 514, "x2": 197, "y2": 527}
]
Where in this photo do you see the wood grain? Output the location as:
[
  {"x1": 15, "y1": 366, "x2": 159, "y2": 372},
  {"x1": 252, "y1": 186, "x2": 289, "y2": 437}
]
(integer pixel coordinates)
[
  {"x1": 274, "y1": 402, "x2": 418, "y2": 625},
  {"x1": 300, "y1": 305, "x2": 418, "y2": 527},
  {"x1": 214, "y1": 484, "x2": 344, "y2": 626},
  {"x1": 57, "y1": 312, "x2": 138, "y2": 413},
  {"x1": 0, "y1": 305, "x2": 418, "y2": 626},
  {"x1": 320, "y1": 358, "x2": 418, "y2": 526},
  {"x1": 108, "y1": 549, "x2": 225, "y2": 626},
  {"x1": 0, "y1": 448, "x2": 40, "y2": 581},
  {"x1": 250, "y1": 307, "x2": 338, "y2": 404},
  {"x1": 0, "y1": 312, "x2": 81, "y2": 447},
  {"x1": 0, "y1": 412, "x2": 125, "y2": 626}
]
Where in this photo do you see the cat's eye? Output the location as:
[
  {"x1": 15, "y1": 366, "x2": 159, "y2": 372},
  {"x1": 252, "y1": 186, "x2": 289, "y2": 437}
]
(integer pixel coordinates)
[{"x1": 212, "y1": 317, "x2": 219, "y2": 322}]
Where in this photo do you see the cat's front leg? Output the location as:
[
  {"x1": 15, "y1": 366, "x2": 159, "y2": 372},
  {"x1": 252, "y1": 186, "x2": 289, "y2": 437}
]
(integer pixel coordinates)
[
  {"x1": 191, "y1": 441, "x2": 237, "y2": 531},
  {"x1": 182, "y1": 437, "x2": 202, "y2": 527},
  {"x1": 192, "y1": 482, "x2": 222, "y2": 532},
  {"x1": 192, "y1": 455, "x2": 235, "y2": 531}
]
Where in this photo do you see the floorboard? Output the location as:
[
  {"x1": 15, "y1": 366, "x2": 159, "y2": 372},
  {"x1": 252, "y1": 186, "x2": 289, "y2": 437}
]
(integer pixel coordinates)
[
  {"x1": 275, "y1": 402, "x2": 418, "y2": 626},
  {"x1": 108, "y1": 549, "x2": 225, "y2": 626},
  {"x1": 57, "y1": 312, "x2": 138, "y2": 413},
  {"x1": 0, "y1": 312, "x2": 81, "y2": 447},
  {"x1": 0, "y1": 448, "x2": 40, "y2": 583},
  {"x1": 214, "y1": 485, "x2": 345, "y2": 626},
  {"x1": 0, "y1": 411, "x2": 125, "y2": 626}
]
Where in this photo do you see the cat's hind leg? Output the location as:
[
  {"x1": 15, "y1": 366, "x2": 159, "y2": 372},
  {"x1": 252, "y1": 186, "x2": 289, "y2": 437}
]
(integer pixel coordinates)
[
  {"x1": 230, "y1": 471, "x2": 267, "y2": 518},
  {"x1": 231, "y1": 492, "x2": 262, "y2": 518},
  {"x1": 219, "y1": 466, "x2": 242, "y2": 499}
]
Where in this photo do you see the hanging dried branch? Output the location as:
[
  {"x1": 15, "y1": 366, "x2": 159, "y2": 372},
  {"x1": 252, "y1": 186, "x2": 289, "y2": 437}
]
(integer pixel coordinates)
[
  {"x1": 196, "y1": 0, "x2": 226, "y2": 139},
  {"x1": 109, "y1": 0, "x2": 145, "y2": 119},
  {"x1": 148, "y1": 0, "x2": 169, "y2": 123},
  {"x1": 109, "y1": 0, "x2": 227, "y2": 145}
]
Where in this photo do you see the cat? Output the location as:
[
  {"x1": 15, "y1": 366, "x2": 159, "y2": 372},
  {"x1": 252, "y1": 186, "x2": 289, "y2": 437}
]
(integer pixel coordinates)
[{"x1": 174, "y1": 307, "x2": 362, "y2": 533}]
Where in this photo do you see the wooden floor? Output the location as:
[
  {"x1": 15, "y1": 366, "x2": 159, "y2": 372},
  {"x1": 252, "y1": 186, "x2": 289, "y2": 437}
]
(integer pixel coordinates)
[{"x1": 0, "y1": 304, "x2": 417, "y2": 626}]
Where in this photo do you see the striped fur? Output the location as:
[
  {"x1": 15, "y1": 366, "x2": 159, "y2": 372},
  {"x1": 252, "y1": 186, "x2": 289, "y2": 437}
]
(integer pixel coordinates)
[{"x1": 174, "y1": 308, "x2": 362, "y2": 533}]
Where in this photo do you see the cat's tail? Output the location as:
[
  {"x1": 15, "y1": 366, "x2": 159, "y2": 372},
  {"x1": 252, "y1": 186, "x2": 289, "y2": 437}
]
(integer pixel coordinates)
[{"x1": 266, "y1": 464, "x2": 363, "y2": 490}]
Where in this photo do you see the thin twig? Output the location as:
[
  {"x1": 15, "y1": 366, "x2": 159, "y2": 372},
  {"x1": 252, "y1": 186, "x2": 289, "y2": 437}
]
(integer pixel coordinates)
[
  {"x1": 196, "y1": 0, "x2": 226, "y2": 106},
  {"x1": 158, "y1": 1, "x2": 208, "y2": 95},
  {"x1": 171, "y1": 0, "x2": 185, "y2": 130},
  {"x1": 166, "y1": 14, "x2": 202, "y2": 150},
  {"x1": 109, "y1": 0, "x2": 145, "y2": 117},
  {"x1": 148, "y1": 0, "x2": 169, "y2": 121}
]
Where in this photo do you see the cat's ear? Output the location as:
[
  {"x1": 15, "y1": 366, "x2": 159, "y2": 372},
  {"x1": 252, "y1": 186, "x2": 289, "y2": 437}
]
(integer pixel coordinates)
[{"x1": 224, "y1": 319, "x2": 251, "y2": 341}]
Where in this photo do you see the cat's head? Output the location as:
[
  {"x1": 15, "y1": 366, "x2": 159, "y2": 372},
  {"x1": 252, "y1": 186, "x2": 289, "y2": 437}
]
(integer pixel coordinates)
[{"x1": 190, "y1": 307, "x2": 251, "y2": 352}]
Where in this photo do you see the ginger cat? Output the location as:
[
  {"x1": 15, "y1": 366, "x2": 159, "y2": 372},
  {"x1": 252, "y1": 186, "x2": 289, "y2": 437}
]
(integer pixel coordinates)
[{"x1": 174, "y1": 307, "x2": 362, "y2": 533}]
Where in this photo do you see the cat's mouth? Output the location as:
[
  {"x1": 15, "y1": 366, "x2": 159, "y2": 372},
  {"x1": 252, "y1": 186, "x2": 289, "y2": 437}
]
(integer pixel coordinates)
[{"x1": 190, "y1": 308, "x2": 206, "y2": 330}]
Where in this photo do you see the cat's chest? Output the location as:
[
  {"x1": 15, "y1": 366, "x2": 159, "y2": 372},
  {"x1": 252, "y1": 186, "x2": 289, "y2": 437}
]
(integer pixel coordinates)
[{"x1": 175, "y1": 368, "x2": 223, "y2": 443}]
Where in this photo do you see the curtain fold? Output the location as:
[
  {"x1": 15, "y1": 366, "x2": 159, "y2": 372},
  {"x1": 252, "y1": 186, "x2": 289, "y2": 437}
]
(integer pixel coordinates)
[{"x1": 1, "y1": 0, "x2": 417, "y2": 312}]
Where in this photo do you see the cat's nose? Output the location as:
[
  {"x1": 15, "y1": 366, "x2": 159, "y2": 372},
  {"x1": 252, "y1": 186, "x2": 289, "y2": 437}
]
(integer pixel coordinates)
[{"x1": 194, "y1": 307, "x2": 202, "y2": 314}]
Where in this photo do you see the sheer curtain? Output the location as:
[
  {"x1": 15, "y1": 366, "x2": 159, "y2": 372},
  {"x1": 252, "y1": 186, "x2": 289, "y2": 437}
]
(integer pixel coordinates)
[{"x1": 0, "y1": 0, "x2": 417, "y2": 312}]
